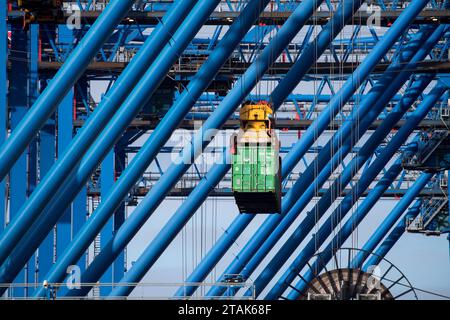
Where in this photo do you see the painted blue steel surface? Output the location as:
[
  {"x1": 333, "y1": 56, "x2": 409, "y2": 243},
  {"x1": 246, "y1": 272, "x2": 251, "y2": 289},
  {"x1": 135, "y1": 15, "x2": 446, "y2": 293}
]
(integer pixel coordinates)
[
  {"x1": 0, "y1": 0, "x2": 136, "y2": 180},
  {"x1": 363, "y1": 200, "x2": 423, "y2": 270},
  {"x1": 100, "y1": 150, "x2": 115, "y2": 296},
  {"x1": 205, "y1": 0, "x2": 367, "y2": 297},
  {"x1": 198, "y1": 0, "x2": 432, "y2": 298},
  {"x1": 37, "y1": 122, "x2": 57, "y2": 283},
  {"x1": 0, "y1": 0, "x2": 138, "y2": 271},
  {"x1": 27, "y1": 23, "x2": 40, "y2": 293},
  {"x1": 263, "y1": 73, "x2": 434, "y2": 298},
  {"x1": 350, "y1": 173, "x2": 434, "y2": 269},
  {"x1": 287, "y1": 160, "x2": 405, "y2": 299},
  {"x1": 30, "y1": 0, "x2": 222, "y2": 298},
  {"x1": 0, "y1": 0, "x2": 198, "y2": 289},
  {"x1": 105, "y1": 0, "x2": 275, "y2": 298},
  {"x1": 64, "y1": 0, "x2": 324, "y2": 298},
  {"x1": 9, "y1": 27, "x2": 28, "y2": 298},
  {"x1": 271, "y1": 83, "x2": 448, "y2": 299},
  {"x1": 249, "y1": 26, "x2": 447, "y2": 298},
  {"x1": 110, "y1": 0, "x2": 327, "y2": 298},
  {"x1": 242, "y1": 75, "x2": 436, "y2": 299},
  {"x1": 56, "y1": 26, "x2": 75, "y2": 265},
  {"x1": 0, "y1": 0, "x2": 5, "y2": 235},
  {"x1": 0, "y1": 0, "x2": 448, "y2": 300}
]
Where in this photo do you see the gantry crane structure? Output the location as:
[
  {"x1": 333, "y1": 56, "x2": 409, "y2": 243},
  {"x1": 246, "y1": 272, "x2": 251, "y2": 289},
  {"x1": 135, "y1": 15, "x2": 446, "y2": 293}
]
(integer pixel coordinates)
[{"x1": 0, "y1": 0, "x2": 449, "y2": 299}]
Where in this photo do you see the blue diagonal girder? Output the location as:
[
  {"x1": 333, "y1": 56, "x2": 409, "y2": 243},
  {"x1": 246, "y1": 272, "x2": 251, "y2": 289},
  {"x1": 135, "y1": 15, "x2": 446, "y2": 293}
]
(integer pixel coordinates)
[
  {"x1": 0, "y1": 0, "x2": 197, "y2": 271},
  {"x1": 179, "y1": 0, "x2": 431, "y2": 298},
  {"x1": 30, "y1": 0, "x2": 271, "y2": 298},
  {"x1": 0, "y1": 0, "x2": 217, "y2": 295},
  {"x1": 63, "y1": 0, "x2": 326, "y2": 298}
]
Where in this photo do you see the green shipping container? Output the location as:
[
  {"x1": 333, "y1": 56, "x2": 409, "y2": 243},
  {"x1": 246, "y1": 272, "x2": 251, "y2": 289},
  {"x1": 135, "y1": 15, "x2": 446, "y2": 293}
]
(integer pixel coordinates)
[{"x1": 232, "y1": 145, "x2": 280, "y2": 194}]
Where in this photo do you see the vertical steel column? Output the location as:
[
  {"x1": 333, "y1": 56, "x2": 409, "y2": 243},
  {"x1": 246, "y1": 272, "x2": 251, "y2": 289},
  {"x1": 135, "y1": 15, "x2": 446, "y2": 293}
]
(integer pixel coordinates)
[
  {"x1": 363, "y1": 200, "x2": 423, "y2": 270},
  {"x1": 112, "y1": 146, "x2": 127, "y2": 284},
  {"x1": 72, "y1": 78, "x2": 88, "y2": 273},
  {"x1": 27, "y1": 23, "x2": 40, "y2": 293},
  {"x1": 0, "y1": 0, "x2": 135, "y2": 179},
  {"x1": 9, "y1": 26, "x2": 29, "y2": 298},
  {"x1": 99, "y1": 150, "x2": 114, "y2": 296},
  {"x1": 0, "y1": 0, "x2": 6, "y2": 235},
  {"x1": 351, "y1": 173, "x2": 434, "y2": 269},
  {"x1": 37, "y1": 114, "x2": 57, "y2": 282},
  {"x1": 64, "y1": 0, "x2": 323, "y2": 298},
  {"x1": 56, "y1": 25, "x2": 75, "y2": 262},
  {"x1": 0, "y1": 0, "x2": 197, "y2": 269}
]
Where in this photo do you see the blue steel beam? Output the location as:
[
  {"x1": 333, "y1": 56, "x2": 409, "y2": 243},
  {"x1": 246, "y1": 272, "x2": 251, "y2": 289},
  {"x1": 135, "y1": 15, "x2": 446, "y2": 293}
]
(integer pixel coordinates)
[
  {"x1": 30, "y1": 0, "x2": 268, "y2": 298},
  {"x1": 268, "y1": 83, "x2": 447, "y2": 299},
  {"x1": 110, "y1": 0, "x2": 348, "y2": 298},
  {"x1": 0, "y1": 0, "x2": 5, "y2": 234},
  {"x1": 0, "y1": 0, "x2": 135, "y2": 180},
  {"x1": 287, "y1": 158, "x2": 405, "y2": 299},
  {"x1": 56, "y1": 26, "x2": 75, "y2": 269},
  {"x1": 242, "y1": 25, "x2": 446, "y2": 298},
  {"x1": 229, "y1": 77, "x2": 432, "y2": 298},
  {"x1": 363, "y1": 200, "x2": 423, "y2": 270},
  {"x1": 61, "y1": 0, "x2": 325, "y2": 298},
  {"x1": 350, "y1": 172, "x2": 435, "y2": 269},
  {"x1": 108, "y1": 0, "x2": 369, "y2": 298},
  {"x1": 2, "y1": 0, "x2": 218, "y2": 296},
  {"x1": 209, "y1": 0, "x2": 419, "y2": 297},
  {"x1": 0, "y1": 0, "x2": 197, "y2": 273},
  {"x1": 27, "y1": 24, "x2": 40, "y2": 293},
  {"x1": 9, "y1": 26, "x2": 29, "y2": 298},
  {"x1": 99, "y1": 150, "x2": 115, "y2": 295},
  {"x1": 177, "y1": 1, "x2": 431, "y2": 298},
  {"x1": 202, "y1": 2, "x2": 433, "y2": 298}
]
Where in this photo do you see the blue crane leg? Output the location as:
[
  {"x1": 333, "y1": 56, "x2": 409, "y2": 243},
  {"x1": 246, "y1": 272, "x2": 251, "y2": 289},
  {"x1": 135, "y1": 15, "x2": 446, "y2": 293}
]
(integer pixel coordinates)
[
  {"x1": 0, "y1": 0, "x2": 197, "y2": 275},
  {"x1": 270, "y1": 83, "x2": 448, "y2": 299},
  {"x1": 0, "y1": 0, "x2": 135, "y2": 180},
  {"x1": 363, "y1": 200, "x2": 423, "y2": 270},
  {"x1": 30, "y1": 0, "x2": 269, "y2": 298},
  {"x1": 62, "y1": 0, "x2": 324, "y2": 298},
  {"x1": 0, "y1": 0, "x2": 215, "y2": 295},
  {"x1": 107, "y1": 0, "x2": 277, "y2": 298},
  {"x1": 0, "y1": 0, "x2": 6, "y2": 234},
  {"x1": 350, "y1": 173, "x2": 434, "y2": 269},
  {"x1": 207, "y1": 8, "x2": 436, "y2": 298},
  {"x1": 113, "y1": 0, "x2": 358, "y2": 298}
]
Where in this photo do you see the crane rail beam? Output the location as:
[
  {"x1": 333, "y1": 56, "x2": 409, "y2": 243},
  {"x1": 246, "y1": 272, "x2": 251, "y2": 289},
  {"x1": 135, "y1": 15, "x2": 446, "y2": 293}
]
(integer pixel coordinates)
[{"x1": 8, "y1": 10, "x2": 450, "y2": 26}]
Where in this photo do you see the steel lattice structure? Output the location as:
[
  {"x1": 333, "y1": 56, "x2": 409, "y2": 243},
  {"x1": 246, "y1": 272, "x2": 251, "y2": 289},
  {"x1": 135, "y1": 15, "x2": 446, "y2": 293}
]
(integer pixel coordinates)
[{"x1": 0, "y1": 0, "x2": 449, "y2": 300}]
